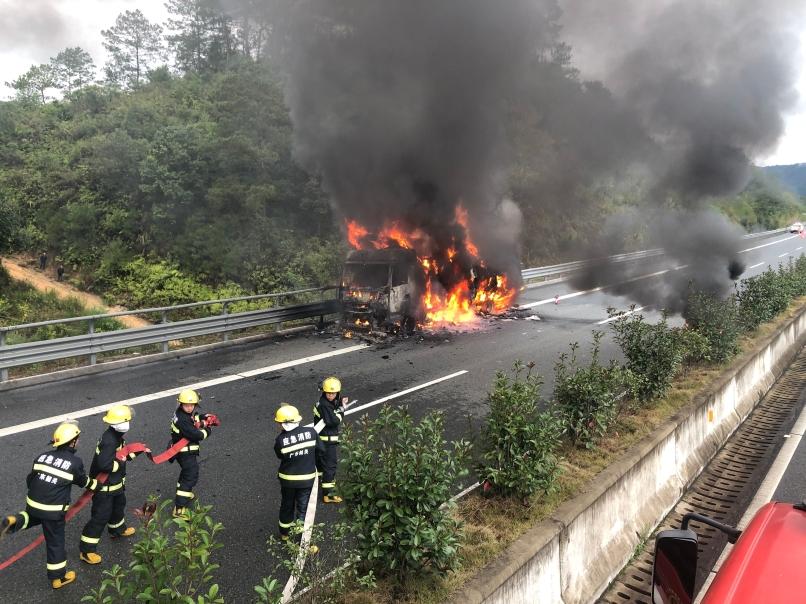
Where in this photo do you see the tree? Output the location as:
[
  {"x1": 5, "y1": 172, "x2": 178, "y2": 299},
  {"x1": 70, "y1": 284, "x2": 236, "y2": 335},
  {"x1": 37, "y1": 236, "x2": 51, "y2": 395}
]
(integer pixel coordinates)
[
  {"x1": 7, "y1": 64, "x2": 57, "y2": 104},
  {"x1": 102, "y1": 10, "x2": 165, "y2": 89},
  {"x1": 50, "y1": 47, "x2": 96, "y2": 94},
  {"x1": 166, "y1": 0, "x2": 235, "y2": 74}
]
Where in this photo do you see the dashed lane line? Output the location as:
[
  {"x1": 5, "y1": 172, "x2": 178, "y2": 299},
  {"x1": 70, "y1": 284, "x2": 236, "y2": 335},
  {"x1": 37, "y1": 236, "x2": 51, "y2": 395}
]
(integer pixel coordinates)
[
  {"x1": 0, "y1": 344, "x2": 369, "y2": 439},
  {"x1": 596, "y1": 306, "x2": 646, "y2": 325},
  {"x1": 738, "y1": 234, "x2": 798, "y2": 253},
  {"x1": 748, "y1": 262, "x2": 765, "y2": 270}
]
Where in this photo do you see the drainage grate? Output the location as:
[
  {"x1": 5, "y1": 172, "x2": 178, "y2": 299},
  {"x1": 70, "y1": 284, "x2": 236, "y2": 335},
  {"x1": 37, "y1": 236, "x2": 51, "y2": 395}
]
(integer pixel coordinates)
[{"x1": 598, "y1": 347, "x2": 806, "y2": 604}]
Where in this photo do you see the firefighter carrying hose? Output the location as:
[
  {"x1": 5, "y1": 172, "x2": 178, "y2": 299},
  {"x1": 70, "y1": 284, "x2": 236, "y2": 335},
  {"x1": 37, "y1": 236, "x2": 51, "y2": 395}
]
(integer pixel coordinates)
[
  {"x1": 79, "y1": 405, "x2": 141, "y2": 565},
  {"x1": 171, "y1": 389, "x2": 213, "y2": 518},
  {"x1": 314, "y1": 376, "x2": 349, "y2": 504},
  {"x1": 0, "y1": 421, "x2": 100, "y2": 589},
  {"x1": 274, "y1": 404, "x2": 321, "y2": 540}
]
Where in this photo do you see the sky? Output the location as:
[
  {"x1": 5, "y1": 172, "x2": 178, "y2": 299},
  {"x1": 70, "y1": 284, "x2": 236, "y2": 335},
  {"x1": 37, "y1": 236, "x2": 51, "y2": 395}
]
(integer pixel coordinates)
[{"x1": 0, "y1": 1, "x2": 804, "y2": 167}]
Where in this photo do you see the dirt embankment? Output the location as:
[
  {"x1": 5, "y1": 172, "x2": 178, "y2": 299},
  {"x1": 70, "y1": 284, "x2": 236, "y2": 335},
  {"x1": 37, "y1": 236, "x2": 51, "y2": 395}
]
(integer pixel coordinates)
[{"x1": 1, "y1": 256, "x2": 150, "y2": 329}]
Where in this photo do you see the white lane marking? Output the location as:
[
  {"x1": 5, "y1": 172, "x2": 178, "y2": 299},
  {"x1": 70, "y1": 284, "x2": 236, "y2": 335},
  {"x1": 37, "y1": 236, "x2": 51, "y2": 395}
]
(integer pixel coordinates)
[
  {"x1": 696, "y1": 402, "x2": 806, "y2": 602},
  {"x1": 518, "y1": 268, "x2": 682, "y2": 309},
  {"x1": 282, "y1": 477, "x2": 319, "y2": 603},
  {"x1": 748, "y1": 262, "x2": 765, "y2": 270},
  {"x1": 0, "y1": 344, "x2": 369, "y2": 439},
  {"x1": 797, "y1": 247, "x2": 803, "y2": 251},
  {"x1": 739, "y1": 234, "x2": 797, "y2": 253},
  {"x1": 346, "y1": 370, "x2": 468, "y2": 416},
  {"x1": 596, "y1": 306, "x2": 645, "y2": 325},
  {"x1": 778, "y1": 252, "x2": 790, "y2": 258}
]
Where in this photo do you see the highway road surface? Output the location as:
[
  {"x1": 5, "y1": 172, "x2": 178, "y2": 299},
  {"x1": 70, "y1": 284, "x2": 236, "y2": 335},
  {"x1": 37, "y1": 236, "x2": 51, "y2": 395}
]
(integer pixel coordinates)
[{"x1": 0, "y1": 230, "x2": 803, "y2": 602}]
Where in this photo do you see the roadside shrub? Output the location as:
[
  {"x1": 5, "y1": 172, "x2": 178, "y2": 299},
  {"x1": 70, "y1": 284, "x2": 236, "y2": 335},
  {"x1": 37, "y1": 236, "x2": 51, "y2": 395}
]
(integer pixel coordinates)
[
  {"x1": 609, "y1": 309, "x2": 689, "y2": 403},
  {"x1": 81, "y1": 500, "x2": 224, "y2": 604},
  {"x1": 737, "y1": 267, "x2": 790, "y2": 331},
  {"x1": 683, "y1": 289, "x2": 741, "y2": 363},
  {"x1": 554, "y1": 333, "x2": 633, "y2": 448},
  {"x1": 258, "y1": 523, "x2": 375, "y2": 604},
  {"x1": 339, "y1": 405, "x2": 471, "y2": 581},
  {"x1": 477, "y1": 361, "x2": 564, "y2": 499}
]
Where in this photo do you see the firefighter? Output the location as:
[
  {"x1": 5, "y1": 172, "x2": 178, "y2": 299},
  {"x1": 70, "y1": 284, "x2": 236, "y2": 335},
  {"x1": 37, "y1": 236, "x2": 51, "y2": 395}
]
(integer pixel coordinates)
[
  {"x1": 314, "y1": 376, "x2": 348, "y2": 503},
  {"x1": 274, "y1": 404, "x2": 320, "y2": 540},
  {"x1": 0, "y1": 421, "x2": 99, "y2": 589},
  {"x1": 79, "y1": 405, "x2": 140, "y2": 565},
  {"x1": 171, "y1": 389, "x2": 214, "y2": 518}
]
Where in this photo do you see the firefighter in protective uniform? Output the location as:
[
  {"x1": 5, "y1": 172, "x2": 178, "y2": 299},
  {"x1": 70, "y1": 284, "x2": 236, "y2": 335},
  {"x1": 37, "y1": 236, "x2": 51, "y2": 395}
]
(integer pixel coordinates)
[
  {"x1": 171, "y1": 389, "x2": 213, "y2": 518},
  {"x1": 314, "y1": 377, "x2": 348, "y2": 503},
  {"x1": 79, "y1": 405, "x2": 141, "y2": 565},
  {"x1": 274, "y1": 404, "x2": 322, "y2": 539},
  {"x1": 0, "y1": 421, "x2": 99, "y2": 589}
]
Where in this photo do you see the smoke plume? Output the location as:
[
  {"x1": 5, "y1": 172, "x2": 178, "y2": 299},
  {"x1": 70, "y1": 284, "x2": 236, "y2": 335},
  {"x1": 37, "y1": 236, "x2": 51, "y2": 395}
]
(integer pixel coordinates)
[{"x1": 223, "y1": 0, "x2": 804, "y2": 311}]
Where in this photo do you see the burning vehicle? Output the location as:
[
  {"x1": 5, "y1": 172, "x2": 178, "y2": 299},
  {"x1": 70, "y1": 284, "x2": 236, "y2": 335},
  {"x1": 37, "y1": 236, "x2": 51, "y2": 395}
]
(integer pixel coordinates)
[
  {"x1": 341, "y1": 247, "x2": 422, "y2": 332},
  {"x1": 340, "y1": 206, "x2": 520, "y2": 333}
]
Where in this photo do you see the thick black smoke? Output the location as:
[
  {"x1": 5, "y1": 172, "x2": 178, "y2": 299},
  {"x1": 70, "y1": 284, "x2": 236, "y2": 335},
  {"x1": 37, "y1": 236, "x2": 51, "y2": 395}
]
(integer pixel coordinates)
[
  {"x1": 560, "y1": 0, "x2": 804, "y2": 308},
  {"x1": 223, "y1": 0, "x2": 804, "y2": 311},
  {"x1": 273, "y1": 0, "x2": 568, "y2": 282}
]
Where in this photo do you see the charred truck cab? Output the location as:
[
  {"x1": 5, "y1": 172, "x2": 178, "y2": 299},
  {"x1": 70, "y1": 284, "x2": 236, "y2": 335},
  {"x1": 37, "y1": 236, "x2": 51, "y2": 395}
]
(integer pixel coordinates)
[
  {"x1": 651, "y1": 502, "x2": 806, "y2": 603},
  {"x1": 340, "y1": 248, "x2": 422, "y2": 331}
]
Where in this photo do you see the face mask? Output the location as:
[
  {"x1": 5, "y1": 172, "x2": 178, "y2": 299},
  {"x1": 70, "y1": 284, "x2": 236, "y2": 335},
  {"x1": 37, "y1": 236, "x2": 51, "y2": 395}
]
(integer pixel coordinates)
[{"x1": 113, "y1": 422, "x2": 130, "y2": 433}]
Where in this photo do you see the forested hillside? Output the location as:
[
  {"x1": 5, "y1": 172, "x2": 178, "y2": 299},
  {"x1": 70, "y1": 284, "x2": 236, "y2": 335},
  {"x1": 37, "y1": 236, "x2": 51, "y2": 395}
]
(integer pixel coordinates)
[
  {"x1": 0, "y1": 1, "x2": 802, "y2": 311},
  {"x1": 763, "y1": 164, "x2": 806, "y2": 196}
]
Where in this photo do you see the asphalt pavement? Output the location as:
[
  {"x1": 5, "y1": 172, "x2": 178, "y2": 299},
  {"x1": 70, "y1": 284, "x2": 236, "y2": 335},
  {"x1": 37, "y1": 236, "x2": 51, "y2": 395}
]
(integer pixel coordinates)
[{"x1": 0, "y1": 231, "x2": 802, "y2": 603}]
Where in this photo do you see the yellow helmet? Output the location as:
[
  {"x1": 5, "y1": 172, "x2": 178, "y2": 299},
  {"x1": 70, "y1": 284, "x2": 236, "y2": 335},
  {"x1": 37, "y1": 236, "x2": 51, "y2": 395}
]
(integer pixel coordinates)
[
  {"x1": 177, "y1": 389, "x2": 201, "y2": 405},
  {"x1": 274, "y1": 404, "x2": 302, "y2": 423},
  {"x1": 322, "y1": 377, "x2": 341, "y2": 393},
  {"x1": 103, "y1": 405, "x2": 132, "y2": 424},
  {"x1": 52, "y1": 421, "x2": 81, "y2": 447}
]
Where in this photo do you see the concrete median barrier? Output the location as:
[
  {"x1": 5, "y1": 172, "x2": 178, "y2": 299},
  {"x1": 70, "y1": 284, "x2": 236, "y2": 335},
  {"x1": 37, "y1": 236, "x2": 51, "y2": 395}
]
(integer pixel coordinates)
[{"x1": 453, "y1": 303, "x2": 806, "y2": 604}]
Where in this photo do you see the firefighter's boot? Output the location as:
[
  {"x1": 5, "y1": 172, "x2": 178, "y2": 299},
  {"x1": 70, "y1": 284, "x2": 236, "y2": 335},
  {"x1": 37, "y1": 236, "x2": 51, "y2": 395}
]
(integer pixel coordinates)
[
  {"x1": 322, "y1": 494, "x2": 343, "y2": 504},
  {"x1": 51, "y1": 570, "x2": 76, "y2": 589},
  {"x1": 111, "y1": 527, "x2": 136, "y2": 539},
  {"x1": 0, "y1": 515, "x2": 16, "y2": 538},
  {"x1": 80, "y1": 552, "x2": 102, "y2": 565}
]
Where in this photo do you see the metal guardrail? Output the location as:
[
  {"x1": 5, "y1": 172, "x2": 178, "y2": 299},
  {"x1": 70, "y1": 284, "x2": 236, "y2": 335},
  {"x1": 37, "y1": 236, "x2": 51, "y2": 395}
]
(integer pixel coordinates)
[
  {"x1": 0, "y1": 288, "x2": 341, "y2": 381},
  {"x1": 520, "y1": 228, "x2": 786, "y2": 281},
  {"x1": 0, "y1": 227, "x2": 787, "y2": 381}
]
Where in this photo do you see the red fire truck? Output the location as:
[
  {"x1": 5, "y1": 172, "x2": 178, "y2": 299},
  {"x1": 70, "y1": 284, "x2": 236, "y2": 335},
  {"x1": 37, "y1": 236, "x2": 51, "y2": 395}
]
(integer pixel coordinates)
[{"x1": 652, "y1": 501, "x2": 806, "y2": 603}]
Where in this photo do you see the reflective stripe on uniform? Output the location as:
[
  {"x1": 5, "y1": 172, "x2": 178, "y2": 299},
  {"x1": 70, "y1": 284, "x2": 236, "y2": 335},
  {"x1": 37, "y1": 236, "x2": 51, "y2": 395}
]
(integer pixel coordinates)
[
  {"x1": 171, "y1": 423, "x2": 180, "y2": 434},
  {"x1": 47, "y1": 560, "x2": 67, "y2": 570},
  {"x1": 200, "y1": 429, "x2": 208, "y2": 439},
  {"x1": 320, "y1": 435, "x2": 339, "y2": 442},
  {"x1": 108, "y1": 518, "x2": 125, "y2": 529},
  {"x1": 81, "y1": 535, "x2": 101, "y2": 544},
  {"x1": 26, "y1": 497, "x2": 68, "y2": 512},
  {"x1": 19, "y1": 511, "x2": 30, "y2": 529},
  {"x1": 280, "y1": 441, "x2": 316, "y2": 454},
  {"x1": 176, "y1": 489, "x2": 195, "y2": 498},
  {"x1": 101, "y1": 481, "x2": 124, "y2": 492},
  {"x1": 321, "y1": 482, "x2": 336, "y2": 489},
  {"x1": 279, "y1": 520, "x2": 295, "y2": 528},
  {"x1": 32, "y1": 463, "x2": 74, "y2": 482},
  {"x1": 278, "y1": 472, "x2": 317, "y2": 481},
  {"x1": 112, "y1": 460, "x2": 120, "y2": 473},
  {"x1": 180, "y1": 444, "x2": 200, "y2": 452}
]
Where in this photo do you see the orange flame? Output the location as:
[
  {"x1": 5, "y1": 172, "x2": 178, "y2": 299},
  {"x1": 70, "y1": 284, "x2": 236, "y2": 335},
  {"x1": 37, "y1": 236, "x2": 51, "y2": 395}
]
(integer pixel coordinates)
[
  {"x1": 344, "y1": 208, "x2": 515, "y2": 327},
  {"x1": 346, "y1": 220, "x2": 369, "y2": 249}
]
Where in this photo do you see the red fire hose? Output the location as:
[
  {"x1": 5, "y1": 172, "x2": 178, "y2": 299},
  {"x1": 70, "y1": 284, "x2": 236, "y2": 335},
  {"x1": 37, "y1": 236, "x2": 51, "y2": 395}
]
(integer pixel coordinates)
[{"x1": 0, "y1": 413, "x2": 220, "y2": 571}]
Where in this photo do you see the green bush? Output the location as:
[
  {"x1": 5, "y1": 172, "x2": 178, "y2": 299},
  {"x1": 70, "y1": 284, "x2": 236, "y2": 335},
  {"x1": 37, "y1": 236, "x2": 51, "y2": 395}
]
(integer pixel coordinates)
[
  {"x1": 683, "y1": 289, "x2": 741, "y2": 363},
  {"x1": 737, "y1": 267, "x2": 791, "y2": 331},
  {"x1": 554, "y1": 333, "x2": 633, "y2": 448},
  {"x1": 339, "y1": 405, "x2": 471, "y2": 581},
  {"x1": 609, "y1": 309, "x2": 690, "y2": 403},
  {"x1": 81, "y1": 500, "x2": 224, "y2": 604},
  {"x1": 258, "y1": 523, "x2": 375, "y2": 604},
  {"x1": 477, "y1": 361, "x2": 564, "y2": 499}
]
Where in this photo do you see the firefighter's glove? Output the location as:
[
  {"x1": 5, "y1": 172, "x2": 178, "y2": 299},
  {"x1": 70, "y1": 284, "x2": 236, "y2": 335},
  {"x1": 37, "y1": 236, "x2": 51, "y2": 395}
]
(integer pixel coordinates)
[{"x1": 203, "y1": 414, "x2": 221, "y2": 427}]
